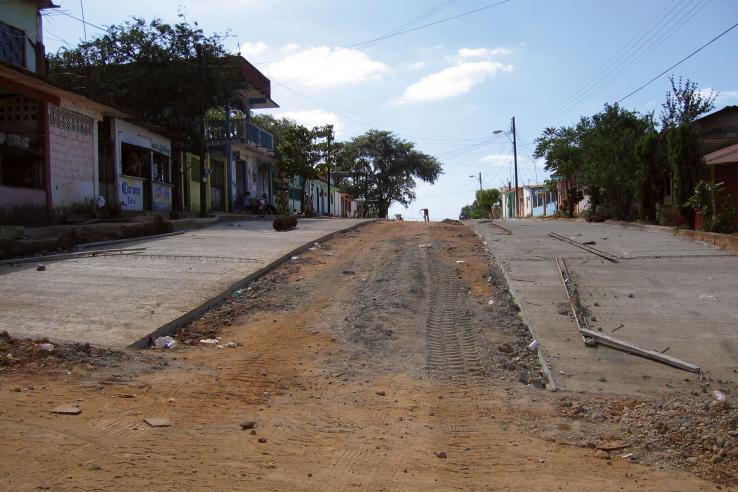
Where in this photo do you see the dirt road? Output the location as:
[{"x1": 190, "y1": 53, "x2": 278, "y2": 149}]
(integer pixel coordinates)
[{"x1": 0, "y1": 221, "x2": 729, "y2": 490}]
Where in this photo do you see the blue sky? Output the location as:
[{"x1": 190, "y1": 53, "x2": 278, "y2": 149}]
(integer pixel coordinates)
[{"x1": 42, "y1": 0, "x2": 738, "y2": 220}]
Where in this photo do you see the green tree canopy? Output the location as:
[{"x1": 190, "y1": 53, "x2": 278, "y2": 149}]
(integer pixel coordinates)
[
  {"x1": 534, "y1": 124, "x2": 584, "y2": 217},
  {"x1": 251, "y1": 114, "x2": 335, "y2": 212},
  {"x1": 578, "y1": 104, "x2": 654, "y2": 220},
  {"x1": 48, "y1": 16, "x2": 236, "y2": 148},
  {"x1": 338, "y1": 130, "x2": 443, "y2": 217},
  {"x1": 475, "y1": 188, "x2": 501, "y2": 211}
]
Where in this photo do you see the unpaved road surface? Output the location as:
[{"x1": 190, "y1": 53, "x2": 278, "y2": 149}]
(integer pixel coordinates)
[{"x1": 0, "y1": 221, "x2": 731, "y2": 490}]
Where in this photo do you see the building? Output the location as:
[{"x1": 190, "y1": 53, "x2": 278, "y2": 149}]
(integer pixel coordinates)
[
  {"x1": 203, "y1": 56, "x2": 278, "y2": 214},
  {"x1": 695, "y1": 106, "x2": 738, "y2": 226},
  {"x1": 522, "y1": 184, "x2": 558, "y2": 217},
  {"x1": 1, "y1": 0, "x2": 176, "y2": 224}
]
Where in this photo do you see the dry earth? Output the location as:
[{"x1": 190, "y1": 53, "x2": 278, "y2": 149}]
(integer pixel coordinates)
[{"x1": 0, "y1": 220, "x2": 733, "y2": 491}]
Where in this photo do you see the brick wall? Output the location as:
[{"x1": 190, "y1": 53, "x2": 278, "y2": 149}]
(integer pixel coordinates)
[{"x1": 48, "y1": 104, "x2": 96, "y2": 210}]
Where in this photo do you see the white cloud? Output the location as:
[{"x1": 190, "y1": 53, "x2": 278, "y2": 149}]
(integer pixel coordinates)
[
  {"x1": 394, "y1": 61, "x2": 512, "y2": 104},
  {"x1": 457, "y1": 47, "x2": 511, "y2": 59},
  {"x1": 264, "y1": 46, "x2": 389, "y2": 88},
  {"x1": 275, "y1": 109, "x2": 344, "y2": 136},
  {"x1": 240, "y1": 41, "x2": 268, "y2": 57}
]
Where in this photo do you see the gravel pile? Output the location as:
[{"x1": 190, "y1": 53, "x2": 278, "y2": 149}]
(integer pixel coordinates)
[{"x1": 559, "y1": 391, "x2": 738, "y2": 485}]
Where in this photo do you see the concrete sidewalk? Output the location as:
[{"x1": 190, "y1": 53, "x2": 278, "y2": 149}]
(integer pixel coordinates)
[
  {"x1": 0, "y1": 218, "x2": 370, "y2": 348},
  {"x1": 470, "y1": 219, "x2": 738, "y2": 396}
]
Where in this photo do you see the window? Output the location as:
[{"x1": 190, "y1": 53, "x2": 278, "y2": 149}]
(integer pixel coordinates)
[
  {"x1": 152, "y1": 152, "x2": 170, "y2": 183},
  {"x1": 0, "y1": 22, "x2": 26, "y2": 68}
]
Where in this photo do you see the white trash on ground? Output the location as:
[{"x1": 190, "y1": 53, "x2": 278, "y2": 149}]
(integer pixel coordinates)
[
  {"x1": 713, "y1": 389, "x2": 727, "y2": 401},
  {"x1": 199, "y1": 338, "x2": 220, "y2": 345},
  {"x1": 527, "y1": 340, "x2": 540, "y2": 351},
  {"x1": 36, "y1": 343, "x2": 55, "y2": 352},
  {"x1": 153, "y1": 336, "x2": 177, "y2": 349}
]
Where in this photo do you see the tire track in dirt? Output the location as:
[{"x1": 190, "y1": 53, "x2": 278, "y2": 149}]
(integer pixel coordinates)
[{"x1": 424, "y1": 254, "x2": 483, "y2": 377}]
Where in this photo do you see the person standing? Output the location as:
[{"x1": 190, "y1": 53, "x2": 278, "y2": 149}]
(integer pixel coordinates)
[{"x1": 420, "y1": 208, "x2": 429, "y2": 222}]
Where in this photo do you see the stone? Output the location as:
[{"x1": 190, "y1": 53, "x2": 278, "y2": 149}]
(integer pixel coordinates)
[
  {"x1": 497, "y1": 343, "x2": 513, "y2": 354},
  {"x1": 51, "y1": 404, "x2": 81, "y2": 415},
  {"x1": 258, "y1": 437, "x2": 268, "y2": 443},
  {"x1": 144, "y1": 417, "x2": 171, "y2": 427},
  {"x1": 686, "y1": 456, "x2": 698, "y2": 464},
  {"x1": 376, "y1": 390, "x2": 386, "y2": 396},
  {"x1": 435, "y1": 451, "x2": 447, "y2": 459},
  {"x1": 594, "y1": 450, "x2": 610, "y2": 459},
  {"x1": 37, "y1": 264, "x2": 46, "y2": 271},
  {"x1": 240, "y1": 421, "x2": 256, "y2": 430}
]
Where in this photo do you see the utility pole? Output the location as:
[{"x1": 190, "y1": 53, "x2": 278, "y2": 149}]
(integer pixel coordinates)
[
  {"x1": 197, "y1": 44, "x2": 207, "y2": 218},
  {"x1": 478, "y1": 171, "x2": 482, "y2": 191},
  {"x1": 326, "y1": 132, "x2": 332, "y2": 216},
  {"x1": 512, "y1": 116, "x2": 519, "y2": 218}
]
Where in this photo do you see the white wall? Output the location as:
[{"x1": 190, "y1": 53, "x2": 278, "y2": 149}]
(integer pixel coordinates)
[
  {"x1": 0, "y1": 1, "x2": 42, "y2": 72},
  {"x1": 48, "y1": 102, "x2": 101, "y2": 210}
]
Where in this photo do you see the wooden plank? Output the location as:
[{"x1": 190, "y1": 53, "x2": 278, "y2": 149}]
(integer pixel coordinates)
[
  {"x1": 579, "y1": 328, "x2": 701, "y2": 373},
  {"x1": 548, "y1": 232, "x2": 619, "y2": 262},
  {"x1": 0, "y1": 248, "x2": 147, "y2": 266}
]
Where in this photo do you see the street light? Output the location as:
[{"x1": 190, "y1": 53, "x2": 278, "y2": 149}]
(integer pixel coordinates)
[
  {"x1": 468, "y1": 173, "x2": 482, "y2": 190},
  {"x1": 493, "y1": 118, "x2": 519, "y2": 218}
]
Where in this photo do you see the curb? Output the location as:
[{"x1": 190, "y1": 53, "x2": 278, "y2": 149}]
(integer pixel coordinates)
[
  {"x1": 467, "y1": 221, "x2": 558, "y2": 391},
  {"x1": 129, "y1": 219, "x2": 378, "y2": 349}
]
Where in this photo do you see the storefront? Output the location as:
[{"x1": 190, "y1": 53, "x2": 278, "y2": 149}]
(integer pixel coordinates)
[{"x1": 114, "y1": 119, "x2": 172, "y2": 214}]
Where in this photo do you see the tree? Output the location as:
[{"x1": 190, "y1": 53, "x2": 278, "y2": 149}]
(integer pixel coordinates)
[
  {"x1": 534, "y1": 125, "x2": 583, "y2": 217},
  {"x1": 578, "y1": 104, "x2": 653, "y2": 220},
  {"x1": 660, "y1": 75, "x2": 717, "y2": 129},
  {"x1": 47, "y1": 17, "x2": 236, "y2": 148},
  {"x1": 338, "y1": 130, "x2": 442, "y2": 217},
  {"x1": 475, "y1": 188, "x2": 501, "y2": 214},
  {"x1": 634, "y1": 129, "x2": 669, "y2": 222},
  {"x1": 251, "y1": 114, "x2": 330, "y2": 212},
  {"x1": 659, "y1": 76, "x2": 715, "y2": 228},
  {"x1": 666, "y1": 123, "x2": 703, "y2": 226}
]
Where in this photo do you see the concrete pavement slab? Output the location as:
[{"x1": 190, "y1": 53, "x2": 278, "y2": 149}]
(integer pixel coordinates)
[
  {"x1": 470, "y1": 219, "x2": 738, "y2": 396},
  {"x1": 0, "y1": 218, "x2": 370, "y2": 348}
]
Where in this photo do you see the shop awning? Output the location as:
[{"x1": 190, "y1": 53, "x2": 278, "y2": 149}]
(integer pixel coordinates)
[{"x1": 704, "y1": 142, "x2": 738, "y2": 165}]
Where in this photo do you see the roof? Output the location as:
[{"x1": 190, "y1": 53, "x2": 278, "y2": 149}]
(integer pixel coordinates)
[
  {"x1": 0, "y1": 61, "x2": 170, "y2": 138},
  {"x1": 694, "y1": 105, "x2": 738, "y2": 125},
  {"x1": 34, "y1": 0, "x2": 59, "y2": 9},
  {"x1": 226, "y1": 56, "x2": 279, "y2": 109},
  {"x1": 704, "y1": 142, "x2": 738, "y2": 165}
]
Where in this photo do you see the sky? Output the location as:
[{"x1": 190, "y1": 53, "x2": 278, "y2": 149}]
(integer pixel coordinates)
[{"x1": 40, "y1": 0, "x2": 738, "y2": 220}]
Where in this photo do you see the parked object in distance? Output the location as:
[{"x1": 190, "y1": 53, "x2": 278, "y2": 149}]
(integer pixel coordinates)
[{"x1": 273, "y1": 216, "x2": 298, "y2": 231}]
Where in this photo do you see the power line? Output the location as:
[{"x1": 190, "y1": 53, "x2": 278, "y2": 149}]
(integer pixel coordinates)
[
  {"x1": 254, "y1": 0, "x2": 512, "y2": 65},
  {"x1": 43, "y1": 9, "x2": 107, "y2": 33},
  {"x1": 520, "y1": 0, "x2": 709, "y2": 131},
  {"x1": 615, "y1": 20, "x2": 738, "y2": 104},
  {"x1": 359, "y1": 0, "x2": 458, "y2": 51}
]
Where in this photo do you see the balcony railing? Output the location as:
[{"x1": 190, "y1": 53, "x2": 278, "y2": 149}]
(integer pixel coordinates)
[{"x1": 205, "y1": 119, "x2": 274, "y2": 154}]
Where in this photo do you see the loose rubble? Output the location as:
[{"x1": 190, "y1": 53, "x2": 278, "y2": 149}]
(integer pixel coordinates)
[{"x1": 558, "y1": 392, "x2": 738, "y2": 484}]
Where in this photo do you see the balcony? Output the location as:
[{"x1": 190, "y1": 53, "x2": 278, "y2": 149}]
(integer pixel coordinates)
[{"x1": 205, "y1": 119, "x2": 274, "y2": 154}]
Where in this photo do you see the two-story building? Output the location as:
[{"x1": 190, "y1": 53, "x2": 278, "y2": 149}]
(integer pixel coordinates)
[
  {"x1": 0, "y1": 1, "x2": 175, "y2": 224},
  {"x1": 201, "y1": 56, "x2": 278, "y2": 214}
]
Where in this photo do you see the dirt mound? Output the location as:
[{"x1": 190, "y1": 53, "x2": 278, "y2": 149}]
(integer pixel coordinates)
[
  {"x1": 0, "y1": 330, "x2": 136, "y2": 373},
  {"x1": 440, "y1": 219, "x2": 462, "y2": 225}
]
